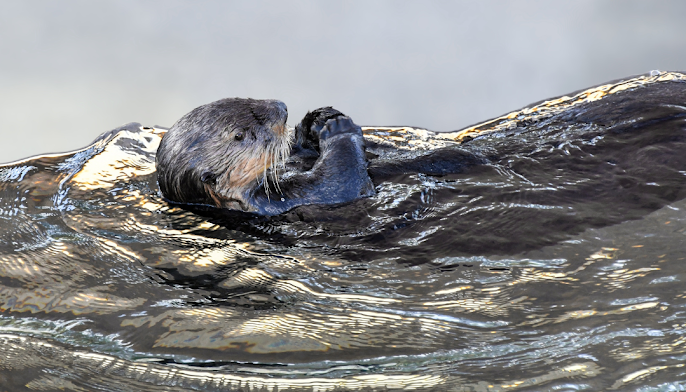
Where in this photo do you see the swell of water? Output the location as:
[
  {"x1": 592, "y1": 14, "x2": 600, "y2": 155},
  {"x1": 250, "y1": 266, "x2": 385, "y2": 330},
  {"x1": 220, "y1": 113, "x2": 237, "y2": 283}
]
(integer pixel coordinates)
[{"x1": 1, "y1": 72, "x2": 686, "y2": 391}]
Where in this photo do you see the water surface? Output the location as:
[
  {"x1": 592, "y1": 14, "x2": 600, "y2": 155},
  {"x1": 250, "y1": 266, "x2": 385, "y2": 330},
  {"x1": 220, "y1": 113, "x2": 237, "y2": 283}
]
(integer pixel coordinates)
[{"x1": 1, "y1": 72, "x2": 686, "y2": 391}]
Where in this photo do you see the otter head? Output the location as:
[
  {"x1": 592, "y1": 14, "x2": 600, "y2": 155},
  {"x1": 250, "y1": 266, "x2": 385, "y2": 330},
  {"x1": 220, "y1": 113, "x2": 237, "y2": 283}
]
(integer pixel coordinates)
[{"x1": 155, "y1": 98, "x2": 291, "y2": 211}]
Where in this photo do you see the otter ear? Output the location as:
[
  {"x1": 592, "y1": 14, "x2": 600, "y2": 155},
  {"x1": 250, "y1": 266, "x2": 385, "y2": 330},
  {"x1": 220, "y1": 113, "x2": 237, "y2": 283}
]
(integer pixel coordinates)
[{"x1": 201, "y1": 171, "x2": 218, "y2": 185}]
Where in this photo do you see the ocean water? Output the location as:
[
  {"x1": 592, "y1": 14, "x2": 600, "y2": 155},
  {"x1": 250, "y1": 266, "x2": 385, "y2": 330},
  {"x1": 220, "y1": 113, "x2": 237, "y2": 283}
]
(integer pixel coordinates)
[{"x1": 1, "y1": 72, "x2": 686, "y2": 391}]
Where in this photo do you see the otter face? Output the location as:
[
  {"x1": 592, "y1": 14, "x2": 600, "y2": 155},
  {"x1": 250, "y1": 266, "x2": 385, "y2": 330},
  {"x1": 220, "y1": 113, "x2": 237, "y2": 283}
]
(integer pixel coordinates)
[{"x1": 155, "y1": 98, "x2": 291, "y2": 211}]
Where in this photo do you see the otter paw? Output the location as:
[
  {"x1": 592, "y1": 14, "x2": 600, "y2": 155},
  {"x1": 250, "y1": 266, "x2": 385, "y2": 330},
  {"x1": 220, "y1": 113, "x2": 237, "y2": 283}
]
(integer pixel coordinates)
[
  {"x1": 318, "y1": 116, "x2": 362, "y2": 140},
  {"x1": 294, "y1": 107, "x2": 345, "y2": 150}
]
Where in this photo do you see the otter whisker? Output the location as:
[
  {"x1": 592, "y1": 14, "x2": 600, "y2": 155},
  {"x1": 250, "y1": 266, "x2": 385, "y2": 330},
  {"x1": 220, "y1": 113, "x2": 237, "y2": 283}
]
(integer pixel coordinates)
[
  {"x1": 262, "y1": 147, "x2": 271, "y2": 199},
  {"x1": 271, "y1": 143, "x2": 280, "y2": 194},
  {"x1": 275, "y1": 135, "x2": 290, "y2": 195}
]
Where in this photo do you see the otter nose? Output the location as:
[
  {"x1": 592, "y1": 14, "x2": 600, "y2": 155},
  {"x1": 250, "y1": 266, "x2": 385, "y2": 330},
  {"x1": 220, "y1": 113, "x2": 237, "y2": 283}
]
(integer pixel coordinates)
[{"x1": 266, "y1": 100, "x2": 288, "y2": 124}]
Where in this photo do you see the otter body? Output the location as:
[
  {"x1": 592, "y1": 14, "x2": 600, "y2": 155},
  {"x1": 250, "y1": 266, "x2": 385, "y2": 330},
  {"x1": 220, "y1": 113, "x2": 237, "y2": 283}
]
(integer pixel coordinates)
[{"x1": 156, "y1": 72, "x2": 686, "y2": 223}]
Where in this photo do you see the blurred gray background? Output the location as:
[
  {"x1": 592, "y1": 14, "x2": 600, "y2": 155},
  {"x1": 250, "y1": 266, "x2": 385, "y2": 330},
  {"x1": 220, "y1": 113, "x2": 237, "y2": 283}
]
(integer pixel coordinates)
[{"x1": 1, "y1": 0, "x2": 685, "y2": 163}]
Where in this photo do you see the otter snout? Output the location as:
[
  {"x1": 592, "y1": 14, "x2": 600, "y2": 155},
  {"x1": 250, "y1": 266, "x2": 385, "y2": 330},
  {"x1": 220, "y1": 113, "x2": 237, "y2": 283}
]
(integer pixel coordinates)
[{"x1": 263, "y1": 100, "x2": 288, "y2": 137}]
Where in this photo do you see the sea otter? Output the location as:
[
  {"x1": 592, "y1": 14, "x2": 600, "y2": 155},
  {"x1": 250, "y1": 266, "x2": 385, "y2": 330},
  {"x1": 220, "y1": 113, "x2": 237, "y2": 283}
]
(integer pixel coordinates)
[
  {"x1": 157, "y1": 72, "x2": 686, "y2": 227},
  {"x1": 156, "y1": 98, "x2": 376, "y2": 215}
]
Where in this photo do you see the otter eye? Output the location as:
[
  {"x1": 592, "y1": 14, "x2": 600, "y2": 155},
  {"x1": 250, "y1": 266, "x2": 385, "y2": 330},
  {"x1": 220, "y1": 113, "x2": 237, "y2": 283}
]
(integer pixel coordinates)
[{"x1": 234, "y1": 131, "x2": 245, "y2": 141}]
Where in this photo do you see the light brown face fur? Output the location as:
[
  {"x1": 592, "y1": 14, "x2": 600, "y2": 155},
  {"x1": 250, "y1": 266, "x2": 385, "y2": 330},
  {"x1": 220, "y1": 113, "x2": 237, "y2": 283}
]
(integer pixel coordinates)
[{"x1": 155, "y1": 98, "x2": 292, "y2": 211}]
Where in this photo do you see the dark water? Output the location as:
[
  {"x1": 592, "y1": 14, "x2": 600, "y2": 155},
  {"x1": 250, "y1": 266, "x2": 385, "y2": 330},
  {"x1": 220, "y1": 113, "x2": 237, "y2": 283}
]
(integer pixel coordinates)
[{"x1": 1, "y1": 72, "x2": 686, "y2": 391}]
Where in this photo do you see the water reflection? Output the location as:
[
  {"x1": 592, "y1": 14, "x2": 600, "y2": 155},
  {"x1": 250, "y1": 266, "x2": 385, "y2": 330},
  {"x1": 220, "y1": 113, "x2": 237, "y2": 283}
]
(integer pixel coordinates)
[{"x1": 1, "y1": 71, "x2": 686, "y2": 390}]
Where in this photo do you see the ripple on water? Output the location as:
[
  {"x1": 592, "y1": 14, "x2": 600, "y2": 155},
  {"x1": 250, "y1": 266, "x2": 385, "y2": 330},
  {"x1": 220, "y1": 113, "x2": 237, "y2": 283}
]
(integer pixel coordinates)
[{"x1": 2, "y1": 72, "x2": 686, "y2": 390}]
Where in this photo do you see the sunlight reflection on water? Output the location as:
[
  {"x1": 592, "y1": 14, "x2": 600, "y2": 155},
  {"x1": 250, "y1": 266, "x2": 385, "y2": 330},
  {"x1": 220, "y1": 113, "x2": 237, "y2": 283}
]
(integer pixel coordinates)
[{"x1": 2, "y1": 72, "x2": 686, "y2": 390}]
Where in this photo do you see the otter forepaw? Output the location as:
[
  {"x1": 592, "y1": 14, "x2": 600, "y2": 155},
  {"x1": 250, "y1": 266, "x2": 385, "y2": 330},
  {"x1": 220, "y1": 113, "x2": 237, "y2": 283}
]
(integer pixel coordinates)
[
  {"x1": 307, "y1": 107, "x2": 345, "y2": 130},
  {"x1": 318, "y1": 116, "x2": 363, "y2": 140},
  {"x1": 294, "y1": 107, "x2": 345, "y2": 149}
]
